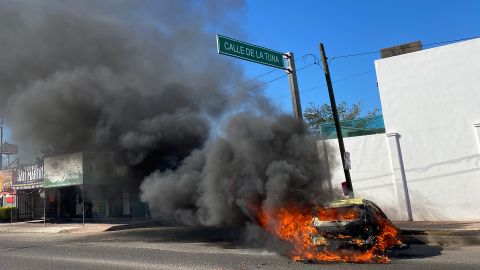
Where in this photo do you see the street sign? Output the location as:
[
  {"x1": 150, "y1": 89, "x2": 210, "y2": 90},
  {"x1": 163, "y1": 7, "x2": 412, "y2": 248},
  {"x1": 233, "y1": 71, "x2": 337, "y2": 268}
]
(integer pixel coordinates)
[{"x1": 217, "y1": 35, "x2": 285, "y2": 69}]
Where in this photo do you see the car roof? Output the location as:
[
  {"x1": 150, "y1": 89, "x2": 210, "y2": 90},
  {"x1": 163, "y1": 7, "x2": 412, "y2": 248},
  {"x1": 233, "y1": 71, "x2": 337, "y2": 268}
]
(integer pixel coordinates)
[{"x1": 324, "y1": 198, "x2": 366, "y2": 208}]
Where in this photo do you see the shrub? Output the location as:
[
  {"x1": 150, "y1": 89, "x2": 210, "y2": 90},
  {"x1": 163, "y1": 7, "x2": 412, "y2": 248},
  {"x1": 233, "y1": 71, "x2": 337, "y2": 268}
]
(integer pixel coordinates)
[{"x1": 0, "y1": 207, "x2": 16, "y2": 220}]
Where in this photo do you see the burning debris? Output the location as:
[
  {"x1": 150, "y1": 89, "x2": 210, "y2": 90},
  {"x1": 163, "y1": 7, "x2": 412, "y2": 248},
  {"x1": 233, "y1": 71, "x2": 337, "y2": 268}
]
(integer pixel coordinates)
[{"x1": 255, "y1": 199, "x2": 404, "y2": 264}]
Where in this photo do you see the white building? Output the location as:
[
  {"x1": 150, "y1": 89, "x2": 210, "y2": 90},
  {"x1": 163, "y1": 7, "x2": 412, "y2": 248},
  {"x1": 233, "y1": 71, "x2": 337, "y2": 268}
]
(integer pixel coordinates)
[{"x1": 319, "y1": 38, "x2": 480, "y2": 221}]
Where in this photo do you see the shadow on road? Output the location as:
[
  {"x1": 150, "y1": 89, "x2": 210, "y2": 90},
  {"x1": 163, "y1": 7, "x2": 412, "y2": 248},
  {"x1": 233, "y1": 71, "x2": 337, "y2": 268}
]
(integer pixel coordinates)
[
  {"x1": 89, "y1": 226, "x2": 245, "y2": 244},
  {"x1": 391, "y1": 244, "x2": 443, "y2": 260},
  {"x1": 82, "y1": 226, "x2": 445, "y2": 261}
]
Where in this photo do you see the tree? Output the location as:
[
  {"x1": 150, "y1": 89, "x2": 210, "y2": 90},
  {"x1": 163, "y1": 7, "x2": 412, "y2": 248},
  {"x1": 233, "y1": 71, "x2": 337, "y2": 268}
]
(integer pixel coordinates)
[{"x1": 303, "y1": 102, "x2": 379, "y2": 130}]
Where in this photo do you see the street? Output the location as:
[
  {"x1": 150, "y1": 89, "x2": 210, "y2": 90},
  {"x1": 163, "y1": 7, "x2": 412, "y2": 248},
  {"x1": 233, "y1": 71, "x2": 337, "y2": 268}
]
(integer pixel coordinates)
[{"x1": 0, "y1": 227, "x2": 479, "y2": 270}]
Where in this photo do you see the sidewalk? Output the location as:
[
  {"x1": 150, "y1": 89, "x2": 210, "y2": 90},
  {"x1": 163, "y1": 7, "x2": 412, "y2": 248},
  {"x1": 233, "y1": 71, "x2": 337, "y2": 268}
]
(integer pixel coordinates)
[
  {"x1": 0, "y1": 221, "x2": 118, "y2": 234},
  {"x1": 0, "y1": 219, "x2": 164, "y2": 234},
  {"x1": 1, "y1": 220, "x2": 480, "y2": 245},
  {"x1": 395, "y1": 221, "x2": 480, "y2": 245}
]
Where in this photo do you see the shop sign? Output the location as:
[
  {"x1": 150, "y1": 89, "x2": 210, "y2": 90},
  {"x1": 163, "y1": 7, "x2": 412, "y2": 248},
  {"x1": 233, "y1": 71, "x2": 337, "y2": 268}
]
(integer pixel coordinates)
[
  {"x1": 44, "y1": 152, "x2": 83, "y2": 188},
  {"x1": 13, "y1": 164, "x2": 44, "y2": 190},
  {"x1": 0, "y1": 169, "x2": 14, "y2": 193}
]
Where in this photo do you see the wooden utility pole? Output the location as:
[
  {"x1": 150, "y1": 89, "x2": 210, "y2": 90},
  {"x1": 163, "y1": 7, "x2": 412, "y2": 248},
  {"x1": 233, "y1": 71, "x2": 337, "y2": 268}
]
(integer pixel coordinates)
[
  {"x1": 284, "y1": 52, "x2": 303, "y2": 121},
  {"x1": 319, "y1": 43, "x2": 354, "y2": 198}
]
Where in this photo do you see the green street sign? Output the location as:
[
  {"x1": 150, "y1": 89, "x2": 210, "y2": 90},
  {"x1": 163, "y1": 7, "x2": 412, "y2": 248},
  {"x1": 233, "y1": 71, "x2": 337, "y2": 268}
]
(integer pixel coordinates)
[{"x1": 217, "y1": 35, "x2": 285, "y2": 69}]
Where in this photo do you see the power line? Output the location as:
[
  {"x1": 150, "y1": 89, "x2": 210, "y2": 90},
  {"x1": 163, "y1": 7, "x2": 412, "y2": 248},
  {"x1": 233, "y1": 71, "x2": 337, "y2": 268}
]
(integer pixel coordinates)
[
  {"x1": 241, "y1": 62, "x2": 317, "y2": 93},
  {"x1": 222, "y1": 35, "x2": 479, "y2": 97},
  {"x1": 223, "y1": 68, "x2": 280, "y2": 94},
  {"x1": 199, "y1": 62, "x2": 318, "y2": 106},
  {"x1": 329, "y1": 35, "x2": 480, "y2": 61},
  {"x1": 271, "y1": 69, "x2": 374, "y2": 101},
  {"x1": 222, "y1": 53, "x2": 318, "y2": 94}
]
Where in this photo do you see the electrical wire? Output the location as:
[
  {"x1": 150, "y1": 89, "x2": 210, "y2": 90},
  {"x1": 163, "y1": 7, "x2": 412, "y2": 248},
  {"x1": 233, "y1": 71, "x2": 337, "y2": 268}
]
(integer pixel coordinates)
[
  {"x1": 329, "y1": 35, "x2": 480, "y2": 61},
  {"x1": 271, "y1": 69, "x2": 374, "y2": 102},
  {"x1": 198, "y1": 61, "x2": 318, "y2": 106},
  {"x1": 222, "y1": 53, "x2": 319, "y2": 94},
  {"x1": 206, "y1": 35, "x2": 480, "y2": 109}
]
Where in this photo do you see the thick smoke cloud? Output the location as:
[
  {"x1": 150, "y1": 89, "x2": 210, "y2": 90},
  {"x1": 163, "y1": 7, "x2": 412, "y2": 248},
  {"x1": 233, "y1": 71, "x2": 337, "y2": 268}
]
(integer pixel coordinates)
[
  {"x1": 0, "y1": 0, "x2": 261, "y2": 164},
  {"x1": 141, "y1": 113, "x2": 331, "y2": 226},
  {"x1": 1, "y1": 1, "x2": 332, "y2": 227}
]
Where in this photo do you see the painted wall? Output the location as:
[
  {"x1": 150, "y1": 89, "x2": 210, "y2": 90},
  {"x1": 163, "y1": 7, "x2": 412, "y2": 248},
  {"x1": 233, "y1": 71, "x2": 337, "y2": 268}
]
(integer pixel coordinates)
[
  {"x1": 374, "y1": 38, "x2": 480, "y2": 221},
  {"x1": 319, "y1": 38, "x2": 480, "y2": 221},
  {"x1": 318, "y1": 134, "x2": 402, "y2": 221}
]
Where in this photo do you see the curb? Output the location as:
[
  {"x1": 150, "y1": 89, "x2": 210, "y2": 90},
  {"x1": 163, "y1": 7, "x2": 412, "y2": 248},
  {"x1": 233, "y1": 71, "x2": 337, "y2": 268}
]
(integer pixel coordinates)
[
  {"x1": 399, "y1": 229, "x2": 480, "y2": 245},
  {"x1": 104, "y1": 220, "x2": 167, "y2": 232}
]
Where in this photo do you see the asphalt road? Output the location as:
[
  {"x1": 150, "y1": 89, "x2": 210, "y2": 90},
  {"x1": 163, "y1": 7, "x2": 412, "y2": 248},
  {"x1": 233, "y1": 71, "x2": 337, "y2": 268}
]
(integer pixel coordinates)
[{"x1": 0, "y1": 227, "x2": 479, "y2": 270}]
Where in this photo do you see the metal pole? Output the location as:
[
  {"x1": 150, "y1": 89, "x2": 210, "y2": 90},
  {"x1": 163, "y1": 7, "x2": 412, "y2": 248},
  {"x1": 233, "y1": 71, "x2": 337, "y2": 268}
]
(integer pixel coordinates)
[
  {"x1": 284, "y1": 52, "x2": 303, "y2": 121},
  {"x1": 10, "y1": 199, "x2": 12, "y2": 226},
  {"x1": 82, "y1": 184, "x2": 85, "y2": 228},
  {"x1": 0, "y1": 116, "x2": 3, "y2": 171},
  {"x1": 43, "y1": 161, "x2": 46, "y2": 227},
  {"x1": 319, "y1": 43, "x2": 354, "y2": 198},
  {"x1": 43, "y1": 189, "x2": 46, "y2": 227}
]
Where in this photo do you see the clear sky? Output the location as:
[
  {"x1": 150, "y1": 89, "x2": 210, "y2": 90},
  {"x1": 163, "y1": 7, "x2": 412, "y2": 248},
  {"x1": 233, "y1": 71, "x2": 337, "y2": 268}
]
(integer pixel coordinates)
[{"x1": 222, "y1": 0, "x2": 480, "y2": 116}]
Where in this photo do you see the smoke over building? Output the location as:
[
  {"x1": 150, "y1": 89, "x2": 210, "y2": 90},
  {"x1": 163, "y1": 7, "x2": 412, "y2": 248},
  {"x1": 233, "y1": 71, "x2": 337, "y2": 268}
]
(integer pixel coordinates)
[{"x1": 0, "y1": 1, "x2": 331, "y2": 225}]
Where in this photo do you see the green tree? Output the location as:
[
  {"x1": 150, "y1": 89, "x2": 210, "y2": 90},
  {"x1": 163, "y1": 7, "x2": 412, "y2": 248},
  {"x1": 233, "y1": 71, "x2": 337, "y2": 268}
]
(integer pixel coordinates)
[{"x1": 303, "y1": 102, "x2": 379, "y2": 130}]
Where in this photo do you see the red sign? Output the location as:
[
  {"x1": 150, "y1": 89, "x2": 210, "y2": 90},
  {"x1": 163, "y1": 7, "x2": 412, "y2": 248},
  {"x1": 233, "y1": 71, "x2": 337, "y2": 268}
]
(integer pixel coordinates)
[{"x1": 6, "y1": 196, "x2": 15, "y2": 204}]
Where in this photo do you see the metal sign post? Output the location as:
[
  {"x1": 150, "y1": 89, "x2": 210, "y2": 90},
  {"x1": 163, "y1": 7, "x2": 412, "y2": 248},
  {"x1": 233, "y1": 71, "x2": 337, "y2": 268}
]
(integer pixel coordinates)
[
  {"x1": 43, "y1": 189, "x2": 46, "y2": 227},
  {"x1": 82, "y1": 184, "x2": 85, "y2": 228},
  {"x1": 43, "y1": 162, "x2": 46, "y2": 227},
  {"x1": 284, "y1": 52, "x2": 303, "y2": 121}
]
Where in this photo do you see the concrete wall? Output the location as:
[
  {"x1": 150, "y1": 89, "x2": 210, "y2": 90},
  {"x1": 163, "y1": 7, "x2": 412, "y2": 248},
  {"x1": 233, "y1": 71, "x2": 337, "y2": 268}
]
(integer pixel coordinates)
[
  {"x1": 318, "y1": 134, "x2": 403, "y2": 221},
  {"x1": 319, "y1": 38, "x2": 480, "y2": 222},
  {"x1": 375, "y1": 38, "x2": 480, "y2": 221}
]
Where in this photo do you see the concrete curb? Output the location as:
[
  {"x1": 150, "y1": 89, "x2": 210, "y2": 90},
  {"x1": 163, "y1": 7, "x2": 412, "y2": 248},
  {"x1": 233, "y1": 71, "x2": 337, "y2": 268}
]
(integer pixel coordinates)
[
  {"x1": 104, "y1": 220, "x2": 168, "y2": 232},
  {"x1": 399, "y1": 229, "x2": 480, "y2": 245}
]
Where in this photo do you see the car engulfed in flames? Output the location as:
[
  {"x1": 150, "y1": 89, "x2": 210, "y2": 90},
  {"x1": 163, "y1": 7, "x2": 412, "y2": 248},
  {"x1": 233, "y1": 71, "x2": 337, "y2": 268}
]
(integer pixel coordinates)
[{"x1": 256, "y1": 198, "x2": 406, "y2": 264}]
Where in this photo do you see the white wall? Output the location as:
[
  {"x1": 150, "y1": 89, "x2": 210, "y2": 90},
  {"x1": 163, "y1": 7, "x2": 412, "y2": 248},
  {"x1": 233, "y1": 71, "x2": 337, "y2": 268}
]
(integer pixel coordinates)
[
  {"x1": 318, "y1": 134, "x2": 402, "y2": 221},
  {"x1": 374, "y1": 38, "x2": 480, "y2": 221}
]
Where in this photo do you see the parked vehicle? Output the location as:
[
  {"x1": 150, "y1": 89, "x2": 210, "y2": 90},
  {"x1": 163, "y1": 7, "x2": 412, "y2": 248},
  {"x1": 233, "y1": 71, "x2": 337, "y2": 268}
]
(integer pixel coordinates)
[{"x1": 310, "y1": 198, "x2": 407, "y2": 252}]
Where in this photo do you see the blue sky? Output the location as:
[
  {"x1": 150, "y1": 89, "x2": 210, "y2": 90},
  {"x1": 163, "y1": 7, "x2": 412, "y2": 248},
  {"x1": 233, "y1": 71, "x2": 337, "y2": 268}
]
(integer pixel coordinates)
[{"x1": 221, "y1": 0, "x2": 480, "y2": 116}]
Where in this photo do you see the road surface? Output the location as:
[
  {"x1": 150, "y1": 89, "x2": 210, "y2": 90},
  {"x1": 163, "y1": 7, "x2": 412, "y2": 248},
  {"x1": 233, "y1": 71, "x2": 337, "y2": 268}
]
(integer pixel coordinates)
[{"x1": 0, "y1": 226, "x2": 479, "y2": 269}]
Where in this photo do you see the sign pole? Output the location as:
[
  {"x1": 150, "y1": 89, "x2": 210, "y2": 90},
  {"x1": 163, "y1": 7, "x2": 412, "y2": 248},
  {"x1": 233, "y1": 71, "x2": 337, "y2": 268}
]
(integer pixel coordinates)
[
  {"x1": 0, "y1": 115, "x2": 3, "y2": 170},
  {"x1": 284, "y1": 52, "x2": 303, "y2": 121},
  {"x1": 82, "y1": 184, "x2": 85, "y2": 228},
  {"x1": 43, "y1": 160, "x2": 46, "y2": 227},
  {"x1": 44, "y1": 188, "x2": 46, "y2": 227},
  {"x1": 10, "y1": 201, "x2": 12, "y2": 226},
  {"x1": 319, "y1": 43, "x2": 354, "y2": 198}
]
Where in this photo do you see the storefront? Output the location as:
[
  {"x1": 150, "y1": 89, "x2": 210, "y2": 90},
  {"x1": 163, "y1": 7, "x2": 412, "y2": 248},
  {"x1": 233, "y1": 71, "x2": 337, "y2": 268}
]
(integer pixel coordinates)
[
  {"x1": 0, "y1": 168, "x2": 16, "y2": 208},
  {"x1": 43, "y1": 152, "x2": 144, "y2": 220},
  {"x1": 13, "y1": 163, "x2": 44, "y2": 220}
]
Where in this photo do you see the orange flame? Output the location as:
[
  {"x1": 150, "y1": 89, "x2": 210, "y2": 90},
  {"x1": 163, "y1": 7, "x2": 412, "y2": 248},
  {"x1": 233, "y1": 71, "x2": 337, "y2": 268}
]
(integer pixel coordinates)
[{"x1": 255, "y1": 203, "x2": 401, "y2": 264}]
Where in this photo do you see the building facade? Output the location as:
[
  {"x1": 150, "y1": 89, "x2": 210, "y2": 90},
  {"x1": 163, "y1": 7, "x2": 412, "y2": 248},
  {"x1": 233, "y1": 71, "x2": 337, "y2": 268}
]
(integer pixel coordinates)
[{"x1": 319, "y1": 38, "x2": 480, "y2": 221}]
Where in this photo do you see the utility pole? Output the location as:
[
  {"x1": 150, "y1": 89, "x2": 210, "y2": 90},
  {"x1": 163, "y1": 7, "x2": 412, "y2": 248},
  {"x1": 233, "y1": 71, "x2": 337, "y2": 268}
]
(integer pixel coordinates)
[
  {"x1": 0, "y1": 115, "x2": 3, "y2": 171},
  {"x1": 284, "y1": 52, "x2": 303, "y2": 121},
  {"x1": 319, "y1": 43, "x2": 354, "y2": 198}
]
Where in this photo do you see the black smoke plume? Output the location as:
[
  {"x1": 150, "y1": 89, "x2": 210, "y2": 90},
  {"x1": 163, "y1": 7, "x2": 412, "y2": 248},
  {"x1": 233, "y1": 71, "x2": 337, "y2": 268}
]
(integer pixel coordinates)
[
  {"x1": 0, "y1": 0, "x2": 259, "y2": 163},
  {"x1": 140, "y1": 113, "x2": 331, "y2": 226},
  {"x1": 0, "y1": 0, "x2": 332, "y2": 227}
]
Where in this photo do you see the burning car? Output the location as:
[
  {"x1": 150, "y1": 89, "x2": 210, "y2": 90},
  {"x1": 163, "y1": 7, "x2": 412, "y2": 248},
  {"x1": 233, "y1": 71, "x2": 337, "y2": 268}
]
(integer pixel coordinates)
[
  {"x1": 256, "y1": 198, "x2": 406, "y2": 263},
  {"x1": 310, "y1": 198, "x2": 406, "y2": 252}
]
